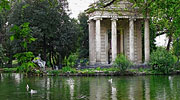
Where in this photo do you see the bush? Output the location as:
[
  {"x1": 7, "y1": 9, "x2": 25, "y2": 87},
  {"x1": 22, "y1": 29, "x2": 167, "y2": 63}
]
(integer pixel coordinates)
[
  {"x1": 149, "y1": 47, "x2": 176, "y2": 74},
  {"x1": 61, "y1": 67, "x2": 77, "y2": 73},
  {"x1": 3, "y1": 68, "x2": 17, "y2": 73},
  {"x1": 14, "y1": 52, "x2": 37, "y2": 73},
  {"x1": 63, "y1": 53, "x2": 78, "y2": 68},
  {"x1": 113, "y1": 54, "x2": 132, "y2": 72},
  {"x1": 47, "y1": 70, "x2": 60, "y2": 76}
]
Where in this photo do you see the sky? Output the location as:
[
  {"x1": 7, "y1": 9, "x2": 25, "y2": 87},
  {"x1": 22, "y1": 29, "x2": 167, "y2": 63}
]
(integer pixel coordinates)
[
  {"x1": 67, "y1": 0, "x2": 97, "y2": 18},
  {"x1": 67, "y1": 0, "x2": 167, "y2": 46}
]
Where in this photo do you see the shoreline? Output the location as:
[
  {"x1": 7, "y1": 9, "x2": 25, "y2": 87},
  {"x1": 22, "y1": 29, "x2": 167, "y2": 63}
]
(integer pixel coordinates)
[{"x1": 1, "y1": 69, "x2": 180, "y2": 76}]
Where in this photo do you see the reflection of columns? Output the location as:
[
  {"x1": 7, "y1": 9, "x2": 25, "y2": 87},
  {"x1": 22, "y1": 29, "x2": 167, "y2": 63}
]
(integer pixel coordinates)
[
  {"x1": 111, "y1": 18, "x2": 118, "y2": 62},
  {"x1": 129, "y1": 18, "x2": 135, "y2": 62},
  {"x1": 144, "y1": 19, "x2": 150, "y2": 63},
  {"x1": 95, "y1": 18, "x2": 102, "y2": 62},
  {"x1": 89, "y1": 20, "x2": 96, "y2": 65},
  {"x1": 144, "y1": 78, "x2": 150, "y2": 100},
  {"x1": 67, "y1": 78, "x2": 75, "y2": 100},
  {"x1": 108, "y1": 79, "x2": 117, "y2": 100},
  {"x1": 90, "y1": 77, "x2": 108, "y2": 100}
]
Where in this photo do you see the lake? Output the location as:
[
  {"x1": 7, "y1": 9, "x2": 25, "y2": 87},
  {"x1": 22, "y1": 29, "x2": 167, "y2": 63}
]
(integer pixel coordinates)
[{"x1": 0, "y1": 73, "x2": 180, "y2": 100}]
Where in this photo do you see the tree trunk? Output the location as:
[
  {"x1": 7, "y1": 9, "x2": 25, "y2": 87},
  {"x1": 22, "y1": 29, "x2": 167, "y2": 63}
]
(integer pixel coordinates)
[
  {"x1": 43, "y1": 33, "x2": 47, "y2": 61},
  {"x1": 49, "y1": 51, "x2": 54, "y2": 70},
  {"x1": 166, "y1": 34, "x2": 172, "y2": 51}
]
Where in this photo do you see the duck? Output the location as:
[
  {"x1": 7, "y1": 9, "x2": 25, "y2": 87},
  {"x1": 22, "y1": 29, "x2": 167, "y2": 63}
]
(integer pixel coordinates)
[
  {"x1": 26, "y1": 84, "x2": 29, "y2": 91},
  {"x1": 30, "y1": 89, "x2": 37, "y2": 94},
  {"x1": 26, "y1": 84, "x2": 37, "y2": 94},
  {"x1": 108, "y1": 79, "x2": 113, "y2": 84}
]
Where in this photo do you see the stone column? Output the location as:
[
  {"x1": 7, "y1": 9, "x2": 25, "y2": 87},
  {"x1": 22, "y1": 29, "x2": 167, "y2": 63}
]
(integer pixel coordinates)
[
  {"x1": 144, "y1": 19, "x2": 150, "y2": 63},
  {"x1": 129, "y1": 18, "x2": 135, "y2": 62},
  {"x1": 120, "y1": 33, "x2": 124, "y2": 54},
  {"x1": 89, "y1": 20, "x2": 96, "y2": 65},
  {"x1": 111, "y1": 18, "x2": 118, "y2": 62},
  {"x1": 95, "y1": 18, "x2": 102, "y2": 63}
]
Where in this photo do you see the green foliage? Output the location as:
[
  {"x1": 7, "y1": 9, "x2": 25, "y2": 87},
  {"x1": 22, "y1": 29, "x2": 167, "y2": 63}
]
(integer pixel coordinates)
[
  {"x1": 149, "y1": 47, "x2": 176, "y2": 74},
  {"x1": 3, "y1": 68, "x2": 17, "y2": 73},
  {"x1": 7, "y1": 0, "x2": 80, "y2": 67},
  {"x1": 96, "y1": 67, "x2": 101, "y2": 71},
  {"x1": 79, "y1": 58, "x2": 89, "y2": 66},
  {"x1": 63, "y1": 53, "x2": 78, "y2": 68},
  {"x1": 61, "y1": 67, "x2": 77, "y2": 73},
  {"x1": 0, "y1": 0, "x2": 10, "y2": 12},
  {"x1": 11, "y1": 23, "x2": 37, "y2": 74},
  {"x1": 10, "y1": 22, "x2": 36, "y2": 50},
  {"x1": 173, "y1": 36, "x2": 180, "y2": 65},
  {"x1": 113, "y1": 54, "x2": 132, "y2": 72},
  {"x1": 14, "y1": 52, "x2": 34, "y2": 63},
  {"x1": 0, "y1": 44, "x2": 9, "y2": 67},
  {"x1": 14, "y1": 52, "x2": 36, "y2": 73},
  {"x1": 47, "y1": 70, "x2": 60, "y2": 76},
  {"x1": 35, "y1": 69, "x2": 42, "y2": 75},
  {"x1": 78, "y1": 13, "x2": 89, "y2": 58}
]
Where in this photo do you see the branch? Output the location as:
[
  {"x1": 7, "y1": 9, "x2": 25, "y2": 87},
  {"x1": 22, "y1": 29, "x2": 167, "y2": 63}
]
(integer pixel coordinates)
[
  {"x1": 103, "y1": 0, "x2": 117, "y2": 8},
  {"x1": 156, "y1": 31, "x2": 166, "y2": 36}
]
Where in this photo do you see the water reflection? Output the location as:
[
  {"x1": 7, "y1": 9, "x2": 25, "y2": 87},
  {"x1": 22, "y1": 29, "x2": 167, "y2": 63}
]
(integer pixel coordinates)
[
  {"x1": 109, "y1": 79, "x2": 117, "y2": 100},
  {"x1": 67, "y1": 78, "x2": 74, "y2": 100},
  {"x1": 1, "y1": 74, "x2": 180, "y2": 100}
]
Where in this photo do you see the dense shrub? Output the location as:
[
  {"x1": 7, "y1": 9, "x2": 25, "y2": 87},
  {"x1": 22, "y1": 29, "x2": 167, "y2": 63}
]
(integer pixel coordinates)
[
  {"x1": 113, "y1": 54, "x2": 132, "y2": 72},
  {"x1": 149, "y1": 47, "x2": 176, "y2": 74},
  {"x1": 63, "y1": 53, "x2": 78, "y2": 68},
  {"x1": 14, "y1": 52, "x2": 37, "y2": 73}
]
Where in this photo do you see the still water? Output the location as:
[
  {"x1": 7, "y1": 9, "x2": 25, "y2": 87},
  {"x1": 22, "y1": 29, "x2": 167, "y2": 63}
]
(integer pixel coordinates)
[{"x1": 0, "y1": 73, "x2": 180, "y2": 100}]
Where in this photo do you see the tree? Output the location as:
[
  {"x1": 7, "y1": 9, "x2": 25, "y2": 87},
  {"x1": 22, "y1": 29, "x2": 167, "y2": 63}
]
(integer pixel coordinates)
[
  {"x1": 7, "y1": 0, "x2": 80, "y2": 69},
  {"x1": 78, "y1": 13, "x2": 89, "y2": 58},
  {"x1": 10, "y1": 22, "x2": 37, "y2": 73},
  {"x1": 0, "y1": 0, "x2": 11, "y2": 67}
]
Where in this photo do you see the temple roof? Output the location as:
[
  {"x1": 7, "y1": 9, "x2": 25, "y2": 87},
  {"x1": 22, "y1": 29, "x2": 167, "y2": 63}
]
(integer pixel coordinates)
[{"x1": 86, "y1": 0, "x2": 143, "y2": 19}]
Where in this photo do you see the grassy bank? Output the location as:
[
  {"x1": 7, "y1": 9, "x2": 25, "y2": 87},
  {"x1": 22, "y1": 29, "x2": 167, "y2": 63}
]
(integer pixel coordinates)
[{"x1": 2, "y1": 67, "x2": 180, "y2": 76}]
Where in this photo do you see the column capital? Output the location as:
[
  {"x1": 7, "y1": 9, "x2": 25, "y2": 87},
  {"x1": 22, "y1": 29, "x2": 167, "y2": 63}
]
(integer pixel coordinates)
[
  {"x1": 93, "y1": 17, "x2": 102, "y2": 21},
  {"x1": 144, "y1": 18, "x2": 150, "y2": 21},
  {"x1": 129, "y1": 18, "x2": 136, "y2": 21},
  {"x1": 111, "y1": 17, "x2": 118, "y2": 21},
  {"x1": 87, "y1": 19, "x2": 94, "y2": 24}
]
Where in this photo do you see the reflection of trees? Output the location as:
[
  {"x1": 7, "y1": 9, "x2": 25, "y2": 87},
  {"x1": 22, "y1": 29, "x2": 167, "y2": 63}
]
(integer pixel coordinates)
[
  {"x1": 0, "y1": 73, "x2": 2, "y2": 81},
  {"x1": 149, "y1": 76, "x2": 180, "y2": 100},
  {"x1": 2, "y1": 74, "x2": 180, "y2": 100}
]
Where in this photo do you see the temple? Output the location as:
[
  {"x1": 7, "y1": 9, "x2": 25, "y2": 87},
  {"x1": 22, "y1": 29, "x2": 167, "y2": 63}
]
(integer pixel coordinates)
[{"x1": 86, "y1": 0, "x2": 150, "y2": 65}]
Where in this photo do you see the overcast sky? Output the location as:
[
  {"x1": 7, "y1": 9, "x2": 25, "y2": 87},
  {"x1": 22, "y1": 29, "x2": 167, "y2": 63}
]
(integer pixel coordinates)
[{"x1": 67, "y1": 0, "x2": 97, "y2": 18}]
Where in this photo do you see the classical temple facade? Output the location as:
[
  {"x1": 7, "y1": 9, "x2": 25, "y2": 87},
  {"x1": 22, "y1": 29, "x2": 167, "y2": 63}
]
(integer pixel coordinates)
[{"x1": 87, "y1": 0, "x2": 150, "y2": 65}]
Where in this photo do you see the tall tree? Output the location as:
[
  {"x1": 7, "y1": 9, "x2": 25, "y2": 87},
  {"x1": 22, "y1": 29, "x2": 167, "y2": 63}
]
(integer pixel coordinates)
[
  {"x1": 78, "y1": 13, "x2": 89, "y2": 58},
  {"x1": 6, "y1": 0, "x2": 80, "y2": 68}
]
